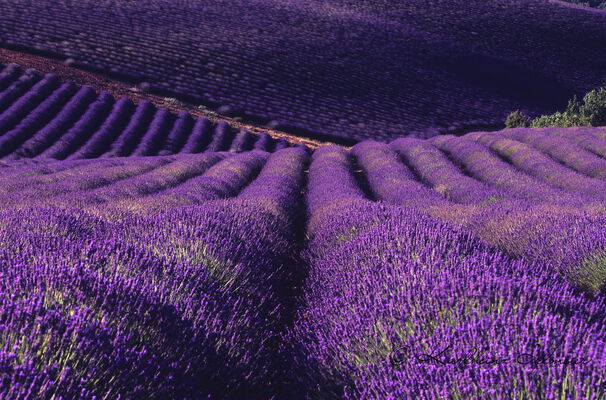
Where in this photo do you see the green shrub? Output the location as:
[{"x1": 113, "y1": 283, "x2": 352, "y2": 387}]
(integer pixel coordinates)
[
  {"x1": 580, "y1": 88, "x2": 606, "y2": 125},
  {"x1": 505, "y1": 87, "x2": 606, "y2": 129},
  {"x1": 504, "y1": 110, "x2": 531, "y2": 128},
  {"x1": 561, "y1": 0, "x2": 606, "y2": 9}
]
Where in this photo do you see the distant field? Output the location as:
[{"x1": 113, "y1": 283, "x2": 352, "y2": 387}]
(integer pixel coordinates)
[
  {"x1": 1, "y1": 1, "x2": 606, "y2": 398},
  {"x1": 1, "y1": 0, "x2": 605, "y2": 142}
]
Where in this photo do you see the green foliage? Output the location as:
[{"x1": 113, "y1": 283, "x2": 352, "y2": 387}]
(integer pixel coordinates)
[
  {"x1": 580, "y1": 87, "x2": 606, "y2": 125},
  {"x1": 562, "y1": 0, "x2": 606, "y2": 9},
  {"x1": 504, "y1": 110, "x2": 531, "y2": 128},
  {"x1": 506, "y1": 87, "x2": 606, "y2": 129}
]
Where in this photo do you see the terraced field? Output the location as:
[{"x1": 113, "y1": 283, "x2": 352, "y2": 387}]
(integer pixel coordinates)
[
  {"x1": 2, "y1": 0, "x2": 605, "y2": 141},
  {"x1": 0, "y1": 63, "x2": 301, "y2": 159},
  {"x1": 1, "y1": 126, "x2": 605, "y2": 399},
  {"x1": 2, "y1": 1, "x2": 606, "y2": 398}
]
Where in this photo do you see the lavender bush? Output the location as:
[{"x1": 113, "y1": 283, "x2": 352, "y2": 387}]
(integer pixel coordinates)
[
  {"x1": 0, "y1": 121, "x2": 605, "y2": 399},
  {"x1": 287, "y1": 145, "x2": 606, "y2": 398}
]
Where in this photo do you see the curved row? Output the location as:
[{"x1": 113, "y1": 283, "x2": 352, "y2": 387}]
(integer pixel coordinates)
[
  {"x1": 0, "y1": 138, "x2": 606, "y2": 398},
  {"x1": 3, "y1": 125, "x2": 606, "y2": 291},
  {"x1": 0, "y1": 64, "x2": 301, "y2": 159}
]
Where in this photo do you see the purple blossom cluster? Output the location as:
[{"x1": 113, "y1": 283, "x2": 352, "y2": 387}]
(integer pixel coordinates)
[
  {"x1": 0, "y1": 153, "x2": 308, "y2": 398},
  {"x1": 0, "y1": 205, "x2": 291, "y2": 398},
  {"x1": 1, "y1": 124, "x2": 606, "y2": 398},
  {"x1": 351, "y1": 140, "x2": 448, "y2": 208},
  {"x1": 291, "y1": 201, "x2": 606, "y2": 399},
  {"x1": 499, "y1": 128, "x2": 606, "y2": 180},
  {"x1": 545, "y1": 126, "x2": 606, "y2": 159},
  {"x1": 288, "y1": 145, "x2": 606, "y2": 398},
  {"x1": 390, "y1": 138, "x2": 506, "y2": 204},
  {"x1": 0, "y1": 64, "x2": 300, "y2": 160},
  {"x1": 429, "y1": 134, "x2": 582, "y2": 203},
  {"x1": 440, "y1": 202, "x2": 606, "y2": 295},
  {"x1": 467, "y1": 131, "x2": 606, "y2": 200},
  {"x1": 109, "y1": 151, "x2": 268, "y2": 214}
]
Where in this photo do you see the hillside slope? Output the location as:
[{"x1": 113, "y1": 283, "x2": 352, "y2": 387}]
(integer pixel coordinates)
[
  {"x1": 0, "y1": 63, "x2": 303, "y2": 159},
  {"x1": 1, "y1": 0, "x2": 605, "y2": 142}
]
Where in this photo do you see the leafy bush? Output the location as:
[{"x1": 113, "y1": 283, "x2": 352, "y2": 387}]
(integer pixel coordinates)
[
  {"x1": 504, "y1": 109, "x2": 531, "y2": 128},
  {"x1": 505, "y1": 87, "x2": 606, "y2": 128},
  {"x1": 562, "y1": 0, "x2": 606, "y2": 9},
  {"x1": 581, "y1": 87, "x2": 606, "y2": 125}
]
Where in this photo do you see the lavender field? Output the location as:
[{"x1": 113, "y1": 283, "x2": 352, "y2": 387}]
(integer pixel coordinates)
[
  {"x1": 0, "y1": 63, "x2": 298, "y2": 159},
  {"x1": 0, "y1": 126, "x2": 605, "y2": 398},
  {"x1": 1, "y1": 0, "x2": 606, "y2": 399},
  {"x1": 2, "y1": 0, "x2": 606, "y2": 141}
]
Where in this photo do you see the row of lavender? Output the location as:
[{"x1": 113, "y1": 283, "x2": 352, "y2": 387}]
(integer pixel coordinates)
[
  {"x1": 4, "y1": 125, "x2": 605, "y2": 292},
  {"x1": 0, "y1": 147, "x2": 309, "y2": 399},
  {"x1": 2, "y1": 126, "x2": 606, "y2": 398},
  {"x1": 291, "y1": 144, "x2": 606, "y2": 399},
  {"x1": 0, "y1": 63, "x2": 297, "y2": 159}
]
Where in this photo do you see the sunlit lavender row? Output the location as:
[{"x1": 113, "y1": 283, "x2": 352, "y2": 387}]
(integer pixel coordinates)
[{"x1": 1, "y1": 126, "x2": 606, "y2": 398}]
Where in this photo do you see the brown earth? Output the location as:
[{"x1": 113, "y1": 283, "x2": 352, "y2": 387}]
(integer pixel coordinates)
[{"x1": 0, "y1": 47, "x2": 332, "y2": 150}]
